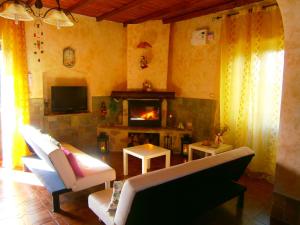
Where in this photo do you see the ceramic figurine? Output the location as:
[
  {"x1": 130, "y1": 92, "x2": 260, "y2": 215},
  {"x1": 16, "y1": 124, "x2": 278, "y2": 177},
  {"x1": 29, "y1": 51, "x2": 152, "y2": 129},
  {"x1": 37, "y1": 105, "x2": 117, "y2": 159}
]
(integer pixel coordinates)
[
  {"x1": 140, "y1": 55, "x2": 148, "y2": 69},
  {"x1": 143, "y1": 80, "x2": 152, "y2": 91}
]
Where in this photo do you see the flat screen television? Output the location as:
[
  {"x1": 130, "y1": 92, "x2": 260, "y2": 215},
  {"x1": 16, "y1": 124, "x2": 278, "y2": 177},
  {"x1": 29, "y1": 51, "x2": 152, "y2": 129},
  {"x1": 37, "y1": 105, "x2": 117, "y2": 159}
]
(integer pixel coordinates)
[{"x1": 51, "y1": 86, "x2": 88, "y2": 113}]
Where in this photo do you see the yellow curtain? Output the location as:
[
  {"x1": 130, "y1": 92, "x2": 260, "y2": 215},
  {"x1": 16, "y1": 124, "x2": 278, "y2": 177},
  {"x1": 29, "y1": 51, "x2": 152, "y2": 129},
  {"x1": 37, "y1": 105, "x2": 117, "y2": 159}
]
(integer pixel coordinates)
[
  {"x1": 220, "y1": 7, "x2": 284, "y2": 179},
  {"x1": 0, "y1": 18, "x2": 30, "y2": 169}
]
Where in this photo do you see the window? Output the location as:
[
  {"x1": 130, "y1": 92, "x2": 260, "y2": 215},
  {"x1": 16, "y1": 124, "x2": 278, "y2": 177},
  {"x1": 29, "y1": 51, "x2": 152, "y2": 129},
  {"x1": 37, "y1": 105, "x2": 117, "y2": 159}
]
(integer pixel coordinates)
[{"x1": 0, "y1": 42, "x2": 2, "y2": 109}]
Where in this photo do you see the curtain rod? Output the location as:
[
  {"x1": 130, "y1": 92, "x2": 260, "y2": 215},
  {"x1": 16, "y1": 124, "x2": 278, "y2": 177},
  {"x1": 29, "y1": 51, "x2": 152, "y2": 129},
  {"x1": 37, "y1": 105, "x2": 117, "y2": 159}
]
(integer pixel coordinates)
[
  {"x1": 262, "y1": 2, "x2": 278, "y2": 9},
  {"x1": 213, "y1": 2, "x2": 278, "y2": 20}
]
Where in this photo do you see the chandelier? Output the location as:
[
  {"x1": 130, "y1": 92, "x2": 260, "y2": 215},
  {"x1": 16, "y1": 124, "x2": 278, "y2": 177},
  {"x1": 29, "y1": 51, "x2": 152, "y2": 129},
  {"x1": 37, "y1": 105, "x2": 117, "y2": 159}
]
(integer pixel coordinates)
[{"x1": 0, "y1": 0, "x2": 75, "y2": 29}]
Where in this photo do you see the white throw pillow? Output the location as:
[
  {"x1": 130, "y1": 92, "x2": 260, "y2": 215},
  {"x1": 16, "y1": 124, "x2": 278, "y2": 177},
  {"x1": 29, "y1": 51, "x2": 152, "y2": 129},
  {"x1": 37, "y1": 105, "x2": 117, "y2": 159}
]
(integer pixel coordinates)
[{"x1": 107, "y1": 180, "x2": 125, "y2": 212}]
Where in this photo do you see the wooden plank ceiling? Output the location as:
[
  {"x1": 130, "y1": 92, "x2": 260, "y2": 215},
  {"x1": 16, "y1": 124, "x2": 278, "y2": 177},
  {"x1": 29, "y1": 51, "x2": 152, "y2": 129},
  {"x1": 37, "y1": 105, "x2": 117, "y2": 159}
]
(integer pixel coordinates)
[{"x1": 37, "y1": 0, "x2": 267, "y2": 24}]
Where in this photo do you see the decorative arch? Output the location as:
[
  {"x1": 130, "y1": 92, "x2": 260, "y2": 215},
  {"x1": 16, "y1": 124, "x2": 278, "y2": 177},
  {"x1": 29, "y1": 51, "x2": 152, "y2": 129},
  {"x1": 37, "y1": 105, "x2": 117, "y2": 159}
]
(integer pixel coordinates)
[
  {"x1": 273, "y1": 0, "x2": 300, "y2": 200},
  {"x1": 272, "y1": 0, "x2": 300, "y2": 223}
]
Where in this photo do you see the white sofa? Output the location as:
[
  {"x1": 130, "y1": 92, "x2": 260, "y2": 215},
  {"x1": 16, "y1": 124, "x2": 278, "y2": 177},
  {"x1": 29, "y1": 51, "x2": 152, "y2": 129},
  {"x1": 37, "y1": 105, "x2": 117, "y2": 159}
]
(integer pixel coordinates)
[
  {"x1": 21, "y1": 125, "x2": 116, "y2": 212},
  {"x1": 88, "y1": 147, "x2": 254, "y2": 225}
]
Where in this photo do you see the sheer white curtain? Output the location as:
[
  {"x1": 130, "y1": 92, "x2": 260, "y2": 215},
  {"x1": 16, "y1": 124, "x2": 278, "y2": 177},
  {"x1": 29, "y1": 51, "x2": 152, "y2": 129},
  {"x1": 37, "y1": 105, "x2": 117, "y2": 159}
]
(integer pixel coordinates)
[{"x1": 220, "y1": 7, "x2": 284, "y2": 180}]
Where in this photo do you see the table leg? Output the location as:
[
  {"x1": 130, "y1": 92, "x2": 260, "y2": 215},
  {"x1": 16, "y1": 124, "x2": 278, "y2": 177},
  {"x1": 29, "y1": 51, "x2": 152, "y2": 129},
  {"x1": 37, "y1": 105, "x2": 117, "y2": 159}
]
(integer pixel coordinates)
[
  {"x1": 142, "y1": 158, "x2": 147, "y2": 174},
  {"x1": 123, "y1": 151, "x2": 128, "y2": 176},
  {"x1": 188, "y1": 146, "x2": 193, "y2": 161},
  {"x1": 165, "y1": 151, "x2": 170, "y2": 168},
  {"x1": 147, "y1": 159, "x2": 151, "y2": 169}
]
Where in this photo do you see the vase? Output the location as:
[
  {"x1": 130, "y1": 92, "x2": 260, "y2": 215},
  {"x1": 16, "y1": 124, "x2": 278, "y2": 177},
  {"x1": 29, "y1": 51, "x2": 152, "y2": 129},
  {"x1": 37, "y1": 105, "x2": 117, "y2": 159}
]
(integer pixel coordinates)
[{"x1": 214, "y1": 134, "x2": 223, "y2": 145}]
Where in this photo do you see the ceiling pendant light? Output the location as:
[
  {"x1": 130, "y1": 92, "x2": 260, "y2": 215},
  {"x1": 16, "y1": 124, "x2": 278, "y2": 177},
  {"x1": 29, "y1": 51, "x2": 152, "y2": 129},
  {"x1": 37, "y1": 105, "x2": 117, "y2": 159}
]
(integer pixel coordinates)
[
  {"x1": 43, "y1": 9, "x2": 74, "y2": 29},
  {"x1": 0, "y1": 0, "x2": 76, "y2": 29},
  {"x1": 42, "y1": 0, "x2": 74, "y2": 29},
  {"x1": 0, "y1": 0, "x2": 34, "y2": 24}
]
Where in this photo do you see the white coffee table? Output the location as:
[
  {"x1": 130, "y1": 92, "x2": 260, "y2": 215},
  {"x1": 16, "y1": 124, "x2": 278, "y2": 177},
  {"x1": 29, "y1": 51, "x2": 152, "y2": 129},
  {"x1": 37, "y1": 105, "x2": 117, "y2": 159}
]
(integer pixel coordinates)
[
  {"x1": 188, "y1": 142, "x2": 233, "y2": 161},
  {"x1": 123, "y1": 144, "x2": 171, "y2": 175}
]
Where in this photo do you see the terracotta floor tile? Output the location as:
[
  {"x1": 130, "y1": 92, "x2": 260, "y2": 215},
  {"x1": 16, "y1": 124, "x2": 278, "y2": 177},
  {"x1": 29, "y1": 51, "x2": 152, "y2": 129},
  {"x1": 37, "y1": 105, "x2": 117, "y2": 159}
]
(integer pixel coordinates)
[
  {"x1": 52, "y1": 217, "x2": 68, "y2": 225},
  {"x1": 41, "y1": 222, "x2": 58, "y2": 225},
  {"x1": 0, "y1": 217, "x2": 26, "y2": 225},
  {"x1": 0, "y1": 152, "x2": 278, "y2": 225},
  {"x1": 23, "y1": 210, "x2": 54, "y2": 225}
]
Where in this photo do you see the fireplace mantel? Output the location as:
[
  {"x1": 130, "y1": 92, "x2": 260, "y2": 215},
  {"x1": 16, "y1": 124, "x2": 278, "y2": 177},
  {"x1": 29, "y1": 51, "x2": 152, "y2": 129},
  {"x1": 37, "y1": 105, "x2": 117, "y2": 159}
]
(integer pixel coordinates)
[{"x1": 111, "y1": 90, "x2": 175, "y2": 99}]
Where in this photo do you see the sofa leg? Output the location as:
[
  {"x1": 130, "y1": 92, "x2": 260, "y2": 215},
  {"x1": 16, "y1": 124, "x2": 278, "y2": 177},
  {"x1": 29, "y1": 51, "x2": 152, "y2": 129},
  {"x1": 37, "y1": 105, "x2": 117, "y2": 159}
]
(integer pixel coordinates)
[
  {"x1": 52, "y1": 193, "x2": 61, "y2": 212},
  {"x1": 105, "y1": 181, "x2": 110, "y2": 189},
  {"x1": 237, "y1": 192, "x2": 244, "y2": 208}
]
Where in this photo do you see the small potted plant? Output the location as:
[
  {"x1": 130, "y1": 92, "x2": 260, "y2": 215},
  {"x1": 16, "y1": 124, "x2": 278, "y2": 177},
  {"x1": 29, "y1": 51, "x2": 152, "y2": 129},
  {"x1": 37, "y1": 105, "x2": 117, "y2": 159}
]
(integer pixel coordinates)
[{"x1": 214, "y1": 124, "x2": 229, "y2": 145}]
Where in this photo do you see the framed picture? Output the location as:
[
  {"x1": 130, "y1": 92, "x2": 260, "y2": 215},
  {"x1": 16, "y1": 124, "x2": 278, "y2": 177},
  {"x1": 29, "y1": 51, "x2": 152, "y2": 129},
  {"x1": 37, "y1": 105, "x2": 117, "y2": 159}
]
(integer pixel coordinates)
[{"x1": 63, "y1": 47, "x2": 75, "y2": 68}]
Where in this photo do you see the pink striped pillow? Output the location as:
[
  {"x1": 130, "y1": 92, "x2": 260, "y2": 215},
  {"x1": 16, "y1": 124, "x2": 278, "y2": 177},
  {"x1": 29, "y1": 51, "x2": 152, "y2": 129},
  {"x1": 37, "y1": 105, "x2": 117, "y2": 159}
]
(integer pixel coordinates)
[{"x1": 62, "y1": 148, "x2": 84, "y2": 178}]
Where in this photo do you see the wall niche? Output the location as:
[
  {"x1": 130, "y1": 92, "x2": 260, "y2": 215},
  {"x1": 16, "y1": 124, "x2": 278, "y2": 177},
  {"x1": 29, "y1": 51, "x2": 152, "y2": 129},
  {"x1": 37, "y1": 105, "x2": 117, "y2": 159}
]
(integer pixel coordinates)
[{"x1": 43, "y1": 70, "x2": 88, "y2": 115}]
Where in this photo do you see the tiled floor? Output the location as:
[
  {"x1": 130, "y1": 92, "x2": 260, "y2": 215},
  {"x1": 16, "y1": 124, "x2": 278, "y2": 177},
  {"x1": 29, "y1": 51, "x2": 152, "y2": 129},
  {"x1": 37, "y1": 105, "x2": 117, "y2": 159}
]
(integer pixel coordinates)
[{"x1": 0, "y1": 151, "x2": 282, "y2": 225}]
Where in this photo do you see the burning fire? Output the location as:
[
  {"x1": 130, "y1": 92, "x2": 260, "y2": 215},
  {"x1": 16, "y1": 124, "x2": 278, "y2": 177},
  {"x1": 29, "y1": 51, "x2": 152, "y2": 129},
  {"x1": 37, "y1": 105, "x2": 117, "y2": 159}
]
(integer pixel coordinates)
[{"x1": 141, "y1": 111, "x2": 157, "y2": 120}]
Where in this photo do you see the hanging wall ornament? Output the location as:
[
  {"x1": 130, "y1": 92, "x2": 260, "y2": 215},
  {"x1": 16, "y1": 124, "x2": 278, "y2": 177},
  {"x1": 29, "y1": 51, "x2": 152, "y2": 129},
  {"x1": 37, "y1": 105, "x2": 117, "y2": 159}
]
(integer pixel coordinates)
[
  {"x1": 100, "y1": 101, "x2": 107, "y2": 118},
  {"x1": 33, "y1": 19, "x2": 44, "y2": 62}
]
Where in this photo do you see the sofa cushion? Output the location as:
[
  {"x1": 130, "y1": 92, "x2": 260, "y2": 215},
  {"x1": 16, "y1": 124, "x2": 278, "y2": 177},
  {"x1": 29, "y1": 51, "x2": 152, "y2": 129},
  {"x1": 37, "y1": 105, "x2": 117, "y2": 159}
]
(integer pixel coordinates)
[
  {"x1": 48, "y1": 149, "x2": 77, "y2": 189},
  {"x1": 62, "y1": 148, "x2": 85, "y2": 178},
  {"x1": 88, "y1": 189, "x2": 115, "y2": 225},
  {"x1": 61, "y1": 144, "x2": 116, "y2": 192},
  {"x1": 21, "y1": 126, "x2": 58, "y2": 169},
  {"x1": 21, "y1": 125, "x2": 77, "y2": 189}
]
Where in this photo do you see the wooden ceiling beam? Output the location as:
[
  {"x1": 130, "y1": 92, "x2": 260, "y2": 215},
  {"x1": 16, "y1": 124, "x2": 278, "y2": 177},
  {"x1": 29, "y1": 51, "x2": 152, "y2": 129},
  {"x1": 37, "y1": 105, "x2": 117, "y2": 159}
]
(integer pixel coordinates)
[
  {"x1": 163, "y1": 0, "x2": 264, "y2": 24},
  {"x1": 96, "y1": 0, "x2": 150, "y2": 22},
  {"x1": 26, "y1": 0, "x2": 35, "y2": 5},
  {"x1": 68, "y1": 0, "x2": 92, "y2": 11},
  {"x1": 125, "y1": 1, "x2": 188, "y2": 24}
]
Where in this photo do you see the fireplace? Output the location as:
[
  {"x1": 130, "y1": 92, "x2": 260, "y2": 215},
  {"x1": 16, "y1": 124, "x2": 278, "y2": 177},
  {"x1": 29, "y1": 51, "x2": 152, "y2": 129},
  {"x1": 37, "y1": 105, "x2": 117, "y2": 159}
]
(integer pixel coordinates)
[
  {"x1": 128, "y1": 99, "x2": 162, "y2": 127},
  {"x1": 128, "y1": 132, "x2": 160, "y2": 147}
]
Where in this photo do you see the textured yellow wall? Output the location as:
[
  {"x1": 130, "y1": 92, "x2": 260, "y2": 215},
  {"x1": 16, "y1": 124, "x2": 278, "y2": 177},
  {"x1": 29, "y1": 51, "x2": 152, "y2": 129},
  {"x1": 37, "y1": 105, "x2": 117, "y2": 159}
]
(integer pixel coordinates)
[
  {"x1": 169, "y1": 15, "x2": 221, "y2": 99},
  {"x1": 25, "y1": 14, "x2": 126, "y2": 99},
  {"x1": 275, "y1": 0, "x2": 300, "y2": 201},
  {"x1": 127, "y1": 21, "x2": 170, "y2": 90},
  {"x1": 21, "y1": 0, "x2": 300, "y2": 202}
]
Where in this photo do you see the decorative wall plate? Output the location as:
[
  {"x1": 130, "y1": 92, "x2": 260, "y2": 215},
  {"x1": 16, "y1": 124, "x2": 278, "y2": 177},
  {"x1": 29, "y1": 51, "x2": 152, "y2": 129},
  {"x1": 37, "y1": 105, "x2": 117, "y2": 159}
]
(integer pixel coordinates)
[{"x1": 63, "y1": 47, "x2": 75, "y2": 68}]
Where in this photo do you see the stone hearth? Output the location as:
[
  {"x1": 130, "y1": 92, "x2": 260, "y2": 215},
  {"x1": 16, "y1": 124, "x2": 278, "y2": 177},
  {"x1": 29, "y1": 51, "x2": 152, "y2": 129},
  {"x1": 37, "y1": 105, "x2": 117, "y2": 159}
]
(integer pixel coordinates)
[
  {"x1": 128, "y1": 132, "x2": 160, "y2": 146},
  {"x1": 97, "y1": 126, "x2": 192, "y2": 153}
]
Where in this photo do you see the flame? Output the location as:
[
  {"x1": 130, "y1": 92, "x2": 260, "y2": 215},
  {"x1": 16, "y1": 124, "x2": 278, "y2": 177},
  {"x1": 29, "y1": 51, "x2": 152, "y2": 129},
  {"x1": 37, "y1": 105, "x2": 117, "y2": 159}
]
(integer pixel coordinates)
[{"x1": 141, "y1": 111, "x2": 156, "y2": 120}]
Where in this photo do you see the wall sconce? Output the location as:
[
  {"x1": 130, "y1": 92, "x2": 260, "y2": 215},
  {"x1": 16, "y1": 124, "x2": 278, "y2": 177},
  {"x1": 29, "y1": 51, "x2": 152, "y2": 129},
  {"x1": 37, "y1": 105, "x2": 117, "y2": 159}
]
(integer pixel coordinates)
[{"x1": 137, "y1": 41, "x2": 152, "y2": 69}]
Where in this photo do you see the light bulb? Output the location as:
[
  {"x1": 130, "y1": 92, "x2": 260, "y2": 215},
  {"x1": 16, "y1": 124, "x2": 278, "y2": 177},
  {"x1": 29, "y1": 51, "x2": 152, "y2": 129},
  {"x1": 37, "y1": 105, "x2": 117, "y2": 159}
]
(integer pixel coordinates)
[
  {"x1": 14, "y1": 14, "x2": 19, "y2": 24},
  {"x1": 56, "y1": 20, "x2": 61, "y2": 29}
]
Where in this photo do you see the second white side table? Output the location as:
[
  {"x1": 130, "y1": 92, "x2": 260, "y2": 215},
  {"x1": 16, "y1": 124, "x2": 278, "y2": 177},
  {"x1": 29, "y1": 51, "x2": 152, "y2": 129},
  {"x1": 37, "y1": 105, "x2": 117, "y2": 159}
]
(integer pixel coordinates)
[{"x1": 188, "y1": 142, "x2": 233, "y2": 161}]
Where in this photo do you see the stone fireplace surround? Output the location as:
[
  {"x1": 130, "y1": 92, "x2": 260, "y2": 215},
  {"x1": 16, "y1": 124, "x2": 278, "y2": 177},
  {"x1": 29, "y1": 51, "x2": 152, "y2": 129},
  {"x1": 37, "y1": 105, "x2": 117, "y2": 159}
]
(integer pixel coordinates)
[
  {"x1": 29, "y1": 95, "x2": 216, "y2": 153},
  {"x1": 97, "y1": 90, "x2": 193, "y2": 153}
]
